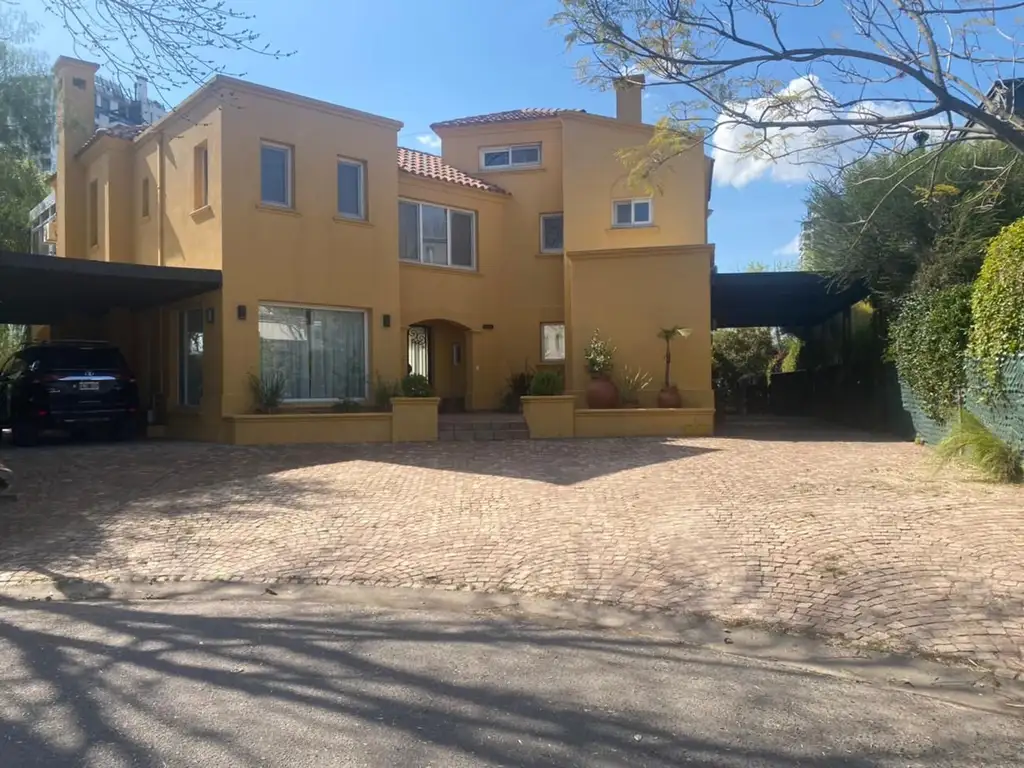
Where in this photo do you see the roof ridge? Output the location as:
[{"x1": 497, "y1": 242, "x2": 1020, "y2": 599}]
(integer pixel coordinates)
[{"x1": 431, "y1": 107, "x2": 584, "y2": 131}]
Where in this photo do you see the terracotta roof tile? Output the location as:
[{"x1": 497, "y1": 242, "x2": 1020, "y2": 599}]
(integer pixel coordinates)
[
  {"x1": 431, "y1": 108, "x2": 583, "y2": 130},
  {"x1": 397, "y1": 147, "x2": 509, "y2": 195}
]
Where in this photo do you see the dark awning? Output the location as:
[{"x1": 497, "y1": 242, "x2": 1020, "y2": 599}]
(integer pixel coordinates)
[
  {"x1": 712, "y1": 271, "x2": 868, "y2": 329},
  {"x1": 0, "y1": 251, "x2": 222, "y2": 325}
]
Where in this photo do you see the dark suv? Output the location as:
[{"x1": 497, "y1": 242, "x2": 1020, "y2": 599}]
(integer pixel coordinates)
[{"x1": 0, "y1": 341, "x2": 140, "y2": 446}]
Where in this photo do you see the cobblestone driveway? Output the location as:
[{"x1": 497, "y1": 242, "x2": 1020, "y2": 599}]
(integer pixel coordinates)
[{"x1": 1, "y1": 422, "x2": 1022, "y2": 674}]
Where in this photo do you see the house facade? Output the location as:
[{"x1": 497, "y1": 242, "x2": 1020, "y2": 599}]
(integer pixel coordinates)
[{"x1": 44, "y1": 56, "x2": 715, "y2": 443}]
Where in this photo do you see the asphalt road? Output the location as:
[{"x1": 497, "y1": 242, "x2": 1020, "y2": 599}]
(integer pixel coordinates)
[{"x1": 0, "y1": 596, "x2": 1021, "y2": 768}]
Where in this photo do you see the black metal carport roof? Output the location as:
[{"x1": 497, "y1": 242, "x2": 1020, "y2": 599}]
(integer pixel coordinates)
[
  {"x1": 712, "y1": 271, "x2": 868, "y2": 329},
  {"x1": 0, "y1": 251, "x2": 222, "y2": 325}
]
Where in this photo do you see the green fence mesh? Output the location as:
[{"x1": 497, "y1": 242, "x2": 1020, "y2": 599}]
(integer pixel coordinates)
[{"x1": 901, "y1": 356, "x2": 1024, "y2": 449}]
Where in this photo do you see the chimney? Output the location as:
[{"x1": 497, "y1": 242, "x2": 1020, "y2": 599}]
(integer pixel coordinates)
[
  {"x1": 614, "y1": 74, "x2": 645, "y2": 123},
  {"x1": 52, "y1": 56, "x2": 99, "y2": 259}
]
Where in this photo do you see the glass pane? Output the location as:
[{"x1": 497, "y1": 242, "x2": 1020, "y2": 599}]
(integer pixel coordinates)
[
  {"x1": 510, "y1": 145, "x2": 540, "y2": 165},
  {"x1": 421, "y1": 204, "x2": 448, "y2": 264},
  {"x1": 260, "y1": 145, "x2": 289, "y2": 205},
  {"x1": 450, "y1": 211, "x2": 474, "y2": 267},
  {"x1": 633, "y1": 200, "x2": 651, "y2": 223},
  {"x1": 483, "y1": 150, "x2": 509, "y2": 167},
  {"x1": 614, "y1": 201, "x2": 632, "y2": 226},
  {"x1": 542, "y1": 214, "x2": 563, "y2": 251},
  {"x1": 337, "y1": 161, "x2": 363, "y2": 218},
  {"x1": 312, "y1": 309, "x2": 366, "y2": 399},
  {"x1": 399, "y1": 201, "x2": 420, "y2": 261},
  {"x1": 542, "y1": 323, "x2": 566, "y2": 361},
  {"x1": 178, "y1": 308, "x2": 204, "y2": 406},
  {"x1": 259, "y1": 305, "x2": 309, "y2": 399}
]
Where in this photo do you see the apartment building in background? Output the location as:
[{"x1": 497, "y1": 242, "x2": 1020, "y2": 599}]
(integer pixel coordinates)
[{"x1": 38, "y1": 55, "x2": 715, "y2": 443}]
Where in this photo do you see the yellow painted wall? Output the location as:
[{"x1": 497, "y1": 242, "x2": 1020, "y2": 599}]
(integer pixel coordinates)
[
  {"x1": 53, "y1": 57, "x2": 98, "y2": 260},
  {"x1": 566, "y1": 245, "x2": 714, "y2": 408},
  {"x1": 217, "y1": 82, "x2": 404, "y2": 418}
]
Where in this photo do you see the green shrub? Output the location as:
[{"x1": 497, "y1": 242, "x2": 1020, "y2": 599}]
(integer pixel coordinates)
[
  {"x1": 888, "y1": 284, "x2": 973, "y2": 422},
  {"x1": 616, "y1": 366, "x2": 652, "y2": 405},
  {"x1": 583, "y1": 330, "x2": 615, "y2": 377},
  {"x1": 372, "y1": 375, "x2": 401, "y2": 411},
  {"x1": 968, "y1": 218, "x2": 1024, "y2": 394},
  {"x1": 400, "y1": 373, "x2": 433, "y2": 397},
  {"x1": 500, "y1": 364, "x2": 534, "y2": 412},
  {"x1": 528, "y1": 370, "x2": 564, "y2": 396},
  {"x1": 934, "y1": 410, "x2": 1022, "y2": 483},
  {"x1": 780, "y1": 337, "x2": 802, "y2": 373},
  {"x1": 247, "y1": 370, "x2": 287, "y2": 413}
]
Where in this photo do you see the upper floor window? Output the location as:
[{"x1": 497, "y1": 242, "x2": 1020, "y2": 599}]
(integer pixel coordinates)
[
  {"x1": 613, "y1": 198, "x2": 653, "y2": 228},
  {"x1": 141, "y1": 177, "x2": 150, "y2": 218},
  {"x1": 540, "y1": 213, "x2": 563, "y2": 253},
  {"x1": 337, "y1": 158, "x2": 366, "y2": 220},
  {"x1": 260, "y1": 141, "x2": 293, "y2": 207},
  {"x1": 194, "y1": 144, "x2": 209, "y2": 210},
  {"x1": 399, "y1": 200, "x2": 475, "y2": 269},
  {"x1": 88, "y1": 179, "x2": 98, "y2": 247},
  {"x1": 480, "y1": 143, "x2": 541, "y2": 170}
]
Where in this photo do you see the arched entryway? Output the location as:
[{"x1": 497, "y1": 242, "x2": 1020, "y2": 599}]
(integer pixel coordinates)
[{"x1": 405, "y1": 318, "x2": 471, "y2": 413}]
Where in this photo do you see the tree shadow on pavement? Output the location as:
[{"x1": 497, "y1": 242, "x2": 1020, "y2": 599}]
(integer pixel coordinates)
[{"x1": 0, "y1": 597, "x2": 1019, "y2": 768}]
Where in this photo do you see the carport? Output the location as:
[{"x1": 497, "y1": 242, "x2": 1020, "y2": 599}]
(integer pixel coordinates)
[
  {"x1": 711, "y1": 271, "x2": 867, "y2": 330},
  {"x1": 0, "y1": 250, "x2": 221, "y2": 326}
]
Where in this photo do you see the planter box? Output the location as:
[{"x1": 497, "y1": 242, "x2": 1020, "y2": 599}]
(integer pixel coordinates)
[
  {"x1": 522, "y1": 395, "x2": 576, "y2": 439},
  {"x1": 224, "y1": 412, "x2": 392, "y2": 445},
  {"x1": 391, "y1": 397, "x2": 440, "y2": 442},
  {"x1": 575, "y1": 407, "x2": 714, "y2": 438}
]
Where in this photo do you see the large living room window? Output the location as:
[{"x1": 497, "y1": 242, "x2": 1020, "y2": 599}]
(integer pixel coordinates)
[
  {"x1": 258, "y1": 304, "x2": 367, "y2": 401},
  {"x1": 399, "y1": 200, "x2": 475, "y2": 269}
]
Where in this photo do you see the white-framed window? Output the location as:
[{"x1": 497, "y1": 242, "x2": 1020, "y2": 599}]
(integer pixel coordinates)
[
  {"x1": 178, "y1": 308, "x2": 204, "y2": 407},
  {"x1": 541, "y1": 322, "x2": 566, "y2": 362},
  {"x1": 540, "y1": 213, "x2": 563, "y2": 253},
  {"x1": 258, "y1": 304, "x2": 368, "y2": 401},
  {"x1": 337, "y1": 158, "x2": 365, "y2": 219},
  {"x1": 398, "y1": 200, "x2": 476, "y2": 269},
  {"x1": 480, "y1": 142, "x2": 541, "y2": 170},
  {"x1": 613, "y1": 198, "x2": 653, "y2": 227},
  {"x1": 260, "y1": 140, "x2": 293, "y2": 207},
  {"x1": 141, "y1": 177, "x2": 150, "y2": 218}
]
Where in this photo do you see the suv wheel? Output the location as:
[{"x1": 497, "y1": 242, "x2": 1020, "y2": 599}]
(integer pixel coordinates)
[{"x1": 12, "y1": 422, "x2": 39, "y2": 447}]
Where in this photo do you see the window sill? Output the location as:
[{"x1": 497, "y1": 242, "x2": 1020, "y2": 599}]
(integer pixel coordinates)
[
  {"x1": 256, "y1": 203, "x2": 301, "y2": 217},
  {"x1": 399, "y1": 260, "x2": 481, "y2": 276},
  {"x1": 536, "y1": 251, "x2": 563, "y2": 258},
  {"x1": 332, "y1": 215, "x2": 373, "y2": 228},
  {"x1": 608, "y1": 224, "x2": 659, "y2": 231},
  {"x1": 477, "y1": 166, "x2": 546, "y2": 175},
  {"x1": 190, "y1": 205, "x2": 214, "y2": 223}
]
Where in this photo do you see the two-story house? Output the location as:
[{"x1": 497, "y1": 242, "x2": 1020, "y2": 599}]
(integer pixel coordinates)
[{"x1": 38, "y1": 55, "x2": 714, "y2": 443}]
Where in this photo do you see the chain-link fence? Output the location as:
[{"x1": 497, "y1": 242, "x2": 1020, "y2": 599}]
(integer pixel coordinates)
[{"x1": 901, "y1": 356, "x2": 1024, "y2": 450}]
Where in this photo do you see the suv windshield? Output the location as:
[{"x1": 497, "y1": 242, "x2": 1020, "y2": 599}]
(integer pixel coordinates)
[{"x1": 24, "y1": 346, "x2": 128, "y2": 372}]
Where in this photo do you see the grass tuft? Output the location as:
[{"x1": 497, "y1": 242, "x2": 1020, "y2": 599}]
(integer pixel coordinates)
[{"x1": 934, "y1": 410, "x2": 1023, "y2": 483}]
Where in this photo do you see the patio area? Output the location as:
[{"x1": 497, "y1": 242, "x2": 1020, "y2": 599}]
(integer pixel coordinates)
[{"x1": 0, "y1": 419, "x2": 1021, "y2": 675}]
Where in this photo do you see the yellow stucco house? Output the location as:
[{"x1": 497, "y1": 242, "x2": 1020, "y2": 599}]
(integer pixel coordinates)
[{"x1": 38, "y1": 56, "x2": 715, "y2": 444}]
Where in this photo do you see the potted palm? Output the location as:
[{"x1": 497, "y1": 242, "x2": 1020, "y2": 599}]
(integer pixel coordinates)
[
  {"x1": 656, "y1": 326, "x2": 691, "y2": 408},
  {"x1": 583, "y1": 330, "x2": 619, "y2": 409}
]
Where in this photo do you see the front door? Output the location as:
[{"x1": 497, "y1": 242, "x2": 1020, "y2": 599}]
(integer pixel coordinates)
[{"x1": 407, "y1": 325, "x2": 432, "y2": 383}]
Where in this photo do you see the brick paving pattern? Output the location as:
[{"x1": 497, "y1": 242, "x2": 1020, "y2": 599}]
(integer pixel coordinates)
[{"x1": 0, "y1": 421, "x2": 1022, "y2": 674}]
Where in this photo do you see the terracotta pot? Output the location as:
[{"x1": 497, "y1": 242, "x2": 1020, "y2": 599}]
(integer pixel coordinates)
[
  {"x1": 585, "y1": 376, "x2": 620, "y2": 409},
  {"x1": 657, "y1": 386, "x2": 682, "y2": 408}
]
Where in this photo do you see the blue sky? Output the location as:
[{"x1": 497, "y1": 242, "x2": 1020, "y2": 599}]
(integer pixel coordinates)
[{"x1": 30, "y1": 0, "x2": 810, "y2": 273}]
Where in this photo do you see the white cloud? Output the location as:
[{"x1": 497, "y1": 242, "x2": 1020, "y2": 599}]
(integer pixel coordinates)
[
  {"x1": 416, "y1": 133, "x2": 441, "y2": 151},
  {"x1": 773, "y1": 234, "x2": 801, "y2": 257},
  {"x1": 711, "y1": 76, "x2": 925, "y2": 188}
]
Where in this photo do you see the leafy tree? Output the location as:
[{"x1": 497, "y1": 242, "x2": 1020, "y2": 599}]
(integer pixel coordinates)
[
  {"x1": 712, "y1": 327, "x2": 776, "y2": 386},
  {"x1": 555, "y1": 0, "x2": 1024, "y2": 182},
  {"x1": 802, "y1": 142, "x2": 1024, "y2": 306}
]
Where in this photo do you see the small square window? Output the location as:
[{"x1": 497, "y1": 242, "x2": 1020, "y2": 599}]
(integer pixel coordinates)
[
  {"x1": 613, "y1": 198, "x2": 654, "y2": 227},
  {"x1": 510, "y1": 145, "x2": 540, "y2": 165},
  {"x1": 337, "y1": 158, "x2": 365, "y2": 219},
  {"x1": 482, "y1": 149, "x2": 510, "y2": 168},
  {"x1": 541, "y1": 323, "x2": 566, "y2": 362},
  {"x1": 540, "y1": 213, "x2": 563, "y2": 253},
  {"x1": 260, "y1": 141, "x2": 293, "y2": 207}
]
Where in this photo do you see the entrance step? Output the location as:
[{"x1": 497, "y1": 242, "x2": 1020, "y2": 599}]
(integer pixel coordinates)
[{"x1": 438, "y1": 414, "x2": 529, "y2": 442}]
